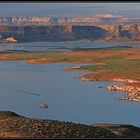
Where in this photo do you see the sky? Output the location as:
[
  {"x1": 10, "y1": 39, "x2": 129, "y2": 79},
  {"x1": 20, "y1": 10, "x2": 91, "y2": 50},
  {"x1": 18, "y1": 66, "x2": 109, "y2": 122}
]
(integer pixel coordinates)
[{"x1": 0, "y1": 3, "x2": 140, "y2": 17}]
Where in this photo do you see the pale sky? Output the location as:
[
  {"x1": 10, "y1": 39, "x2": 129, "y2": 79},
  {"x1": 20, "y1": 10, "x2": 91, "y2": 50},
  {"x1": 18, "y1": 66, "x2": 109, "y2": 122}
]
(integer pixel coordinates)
[{"x1": 0, "y1": 2, "x2": 140, "y2": 17}]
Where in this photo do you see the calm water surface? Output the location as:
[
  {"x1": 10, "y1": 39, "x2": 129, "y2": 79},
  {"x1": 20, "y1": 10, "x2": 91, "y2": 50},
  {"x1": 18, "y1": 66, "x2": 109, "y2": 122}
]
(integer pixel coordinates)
[
  {"x1": 0, "y1": 41, "x2": 138, "y2": 52},
  {"x1": 0, "y1": 61, "x2": 140, "y2": 127}
]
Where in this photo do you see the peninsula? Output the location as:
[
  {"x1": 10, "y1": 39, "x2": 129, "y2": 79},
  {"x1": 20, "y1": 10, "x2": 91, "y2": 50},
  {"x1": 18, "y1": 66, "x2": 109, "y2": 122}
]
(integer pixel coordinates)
[{"x1": 0, "y1": 46, "x2": 139, "y2": 103}]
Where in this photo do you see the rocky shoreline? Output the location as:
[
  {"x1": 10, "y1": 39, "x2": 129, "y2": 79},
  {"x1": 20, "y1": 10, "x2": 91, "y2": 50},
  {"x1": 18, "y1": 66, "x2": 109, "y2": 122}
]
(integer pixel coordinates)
[
  {"x1": 0, "y1": 111, "x2": 140, "y2": 138},
  {"x1": 81, "y1": 75, "x2": 140, "y2": 103},
  {"x1": 80, "y1": 73, "x2": 140, "y2": 103},
  {"x1": 107, "y1": 84, "x2": 140, "y2": 103},
  {"x1": 64, "y1": 66, "x2": 140, "y2": 103}
]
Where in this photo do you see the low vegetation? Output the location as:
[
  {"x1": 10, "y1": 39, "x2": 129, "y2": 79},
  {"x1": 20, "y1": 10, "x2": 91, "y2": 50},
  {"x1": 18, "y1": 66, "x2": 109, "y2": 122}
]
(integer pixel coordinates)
[
  {"x1": 0, "y1": 46, "x2": 140, "y2": 80},
  {"x1": 80, "y1": 57, "x2": 140, "y2": 80}
]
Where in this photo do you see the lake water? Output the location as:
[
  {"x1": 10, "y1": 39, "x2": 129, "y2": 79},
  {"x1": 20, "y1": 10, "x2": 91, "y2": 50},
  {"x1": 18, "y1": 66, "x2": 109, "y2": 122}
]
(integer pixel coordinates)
[
  {"x1": 0, "y1": 61, "x2": 140, "y2": 127},
  {"x1": 0, "y1": 41, "x2": 138, "y2": 52}
]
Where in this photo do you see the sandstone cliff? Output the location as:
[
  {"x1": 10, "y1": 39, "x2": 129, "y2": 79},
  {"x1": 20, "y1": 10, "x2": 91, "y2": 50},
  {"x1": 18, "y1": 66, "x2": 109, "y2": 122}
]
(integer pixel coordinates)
[
  {"x1": 1, "y1": 16, "x2": 140, "y2": 26},
  {"x1": 0, "y1": 25, "x2": 107, "y2": 42},
  {"x1": 0, "y1": 24, "x2": 140, "y2": 42},
  {"x1": 101, "y1": 24, "x2": 140, "y2": 41}
]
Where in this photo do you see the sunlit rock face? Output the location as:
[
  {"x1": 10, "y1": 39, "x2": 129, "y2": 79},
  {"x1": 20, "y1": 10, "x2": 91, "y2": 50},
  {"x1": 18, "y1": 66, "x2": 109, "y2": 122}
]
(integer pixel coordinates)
[
  {"x1": 0, "y1": 16, "x2": 140, "y2": 26},
  {"x1": 4, "y1": 37, "x2": 17, "y2": 43},
  {"x1": 1, "y1": 19, "x2": 140, "y2": 42}
]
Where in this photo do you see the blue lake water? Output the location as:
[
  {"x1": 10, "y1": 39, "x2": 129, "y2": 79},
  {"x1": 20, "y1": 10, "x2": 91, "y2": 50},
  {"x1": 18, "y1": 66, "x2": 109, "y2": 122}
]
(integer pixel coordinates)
[
  {"x1": 0, "y1": 41, "x2": 138, "y2": 52},
  {"x1": 0, "y1": 61, "x2": 140, "y2": 127}
]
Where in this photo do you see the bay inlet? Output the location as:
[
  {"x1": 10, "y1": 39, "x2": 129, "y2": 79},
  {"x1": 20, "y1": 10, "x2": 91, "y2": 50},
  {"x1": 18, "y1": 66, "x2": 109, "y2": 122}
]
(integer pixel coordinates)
[{"x1": 0, "y1": 61, "x2": 140, "y2": 127}]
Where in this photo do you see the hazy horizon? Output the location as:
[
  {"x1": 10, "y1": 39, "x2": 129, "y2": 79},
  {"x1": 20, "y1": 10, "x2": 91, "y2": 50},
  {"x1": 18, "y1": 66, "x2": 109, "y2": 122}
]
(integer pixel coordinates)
[{"x1": 0, "y1": 3, "x2": 140, "y2": 18}]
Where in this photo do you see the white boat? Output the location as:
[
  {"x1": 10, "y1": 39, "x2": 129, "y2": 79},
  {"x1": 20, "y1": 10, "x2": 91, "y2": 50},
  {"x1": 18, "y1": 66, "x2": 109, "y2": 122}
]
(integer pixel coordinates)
[{"x1": 39, "y1": 103, "x2": 48, "y2": 108}]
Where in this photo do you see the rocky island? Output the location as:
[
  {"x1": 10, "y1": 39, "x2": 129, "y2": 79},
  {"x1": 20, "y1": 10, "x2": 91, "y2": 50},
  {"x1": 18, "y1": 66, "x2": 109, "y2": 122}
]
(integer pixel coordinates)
[{"x1": 3, "y1": 37, "x2": 17, "y2": 43}]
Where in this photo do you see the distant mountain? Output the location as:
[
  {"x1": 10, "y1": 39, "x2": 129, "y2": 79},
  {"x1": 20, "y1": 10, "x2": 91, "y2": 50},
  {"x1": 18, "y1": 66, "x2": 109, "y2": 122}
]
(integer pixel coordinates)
[{"x1": 1, "y1": 15, "x2": 140, "y2": 26}]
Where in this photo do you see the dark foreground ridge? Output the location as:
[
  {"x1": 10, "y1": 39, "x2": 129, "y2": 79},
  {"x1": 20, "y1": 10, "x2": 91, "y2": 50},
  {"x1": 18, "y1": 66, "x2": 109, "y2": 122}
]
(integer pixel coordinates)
[{"x1": 0, "y1": 111, "x2": 140, "y2": 138}]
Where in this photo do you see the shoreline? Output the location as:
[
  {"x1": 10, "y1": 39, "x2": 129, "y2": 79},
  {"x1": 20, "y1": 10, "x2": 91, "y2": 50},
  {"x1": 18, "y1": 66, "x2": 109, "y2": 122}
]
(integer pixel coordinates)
[
  {"x1": 0, "y1": 57, "x2": 140, "y2": 103},
  {"x1": 64, "y1": 66, "x2": 140, "y2": 103},
  {"x1": 80, "y1": 74, "x2": 140, "y2": 103},
  {"x1": 1, "y1": 58, "x2": 140, "y2": 103},
  {"x1": 0, "y1": 48, "x2": 139, "y2": 137}
]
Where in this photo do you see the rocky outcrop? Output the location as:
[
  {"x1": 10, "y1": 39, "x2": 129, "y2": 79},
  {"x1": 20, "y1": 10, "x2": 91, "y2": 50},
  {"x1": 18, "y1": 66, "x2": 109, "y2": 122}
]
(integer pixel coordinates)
[
  {"x1": 111, "y1": 78, "x2": 140, "y2": 83},
  {"x1": 0, "y1": 111, "x2": 140, "y2": 138},
  {"x1": 101, "y1": 24, "x2": 140, "y2": 40},
  {"x1": 107, "y1": 84, "x2": 140, "y2": 103},
  {"x1": 79, "y1": 71, "x2": 140, "y2": 103},
  {"x1": 104, "y1": 31, "x2": 122, "y2": 41},
  {"x1": 107, "y1": 84, "x2": 140, "y2": 93},
  {"x1": 3, "y1": 37, "x2": 17, "y2": 43},
  {"x1": 99, "y1": 24, "x2": 140, "y2": 40}
]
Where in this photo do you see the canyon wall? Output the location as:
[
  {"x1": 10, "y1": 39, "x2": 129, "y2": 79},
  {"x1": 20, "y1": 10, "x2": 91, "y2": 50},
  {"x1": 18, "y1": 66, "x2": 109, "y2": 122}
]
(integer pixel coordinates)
[
  {"x1": 1, "y1": 16, "x2": 140, "y2": 26},
  {"x1": 0, "y1": 25, "x2": 107, "y2": 42},
  {"x1": 0, "y1": 23, "x2": 140, "y2": 42}
]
